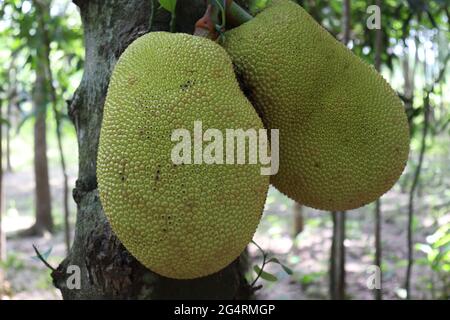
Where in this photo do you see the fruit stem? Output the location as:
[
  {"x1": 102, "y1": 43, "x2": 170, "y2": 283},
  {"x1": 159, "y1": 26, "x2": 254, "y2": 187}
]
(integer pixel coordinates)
[
  {"x1": 194, "y1": 1, "x2": 254, "y2": 40},
  {"x1": 194, "y1": 4, "x2": 218, "y2": 39},
  {"x1": 169, "y1": 12, "x2": 177, "y2": 33}
]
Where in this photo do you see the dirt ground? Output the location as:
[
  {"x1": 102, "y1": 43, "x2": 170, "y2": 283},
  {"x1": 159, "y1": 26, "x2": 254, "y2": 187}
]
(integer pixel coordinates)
[{"x1": 0, "y1": 165, "x2": 448, "y2": 300}]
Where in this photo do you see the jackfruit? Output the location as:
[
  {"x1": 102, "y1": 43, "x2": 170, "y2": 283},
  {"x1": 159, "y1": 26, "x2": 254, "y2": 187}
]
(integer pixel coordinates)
[
  {"x1": 223, "y1": 0, "x2": 410, "y2": 211},
  {"x1": 97, "y1": 32, "x2": 269, "y2": 279}
]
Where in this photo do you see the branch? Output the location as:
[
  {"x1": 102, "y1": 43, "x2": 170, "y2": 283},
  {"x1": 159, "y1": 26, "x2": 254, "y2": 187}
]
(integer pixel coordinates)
[{"x1": 32, "y1": 244, "x2": 56, "y2": 272}]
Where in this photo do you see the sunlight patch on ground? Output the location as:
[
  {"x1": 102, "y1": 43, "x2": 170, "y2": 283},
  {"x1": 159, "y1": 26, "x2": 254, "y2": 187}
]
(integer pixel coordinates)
[{"x1": 3, "y1": 214, "x2": 34, "y2": 233}]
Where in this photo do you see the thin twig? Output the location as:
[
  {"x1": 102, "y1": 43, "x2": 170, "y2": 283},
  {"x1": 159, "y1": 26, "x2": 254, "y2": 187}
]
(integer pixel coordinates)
[
  {"x1": 32, "y1": 244, "x2": 56, "y2": 272},
  {"x1": 250, "y1": 240, "x2": 267, "y2": 288}
]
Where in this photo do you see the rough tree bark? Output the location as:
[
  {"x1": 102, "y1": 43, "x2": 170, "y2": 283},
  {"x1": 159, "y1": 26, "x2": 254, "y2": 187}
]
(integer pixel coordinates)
[{"x1": 52, "y1": 0, "x2": 251, "y2": 299}]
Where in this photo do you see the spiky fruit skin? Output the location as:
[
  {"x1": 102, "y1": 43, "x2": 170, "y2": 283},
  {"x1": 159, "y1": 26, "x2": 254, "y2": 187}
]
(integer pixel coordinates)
[
  {"x1": 97, "y1": 32, "x2": 269, "y2": 279},
  {"x1": 223, "y1": 0, "x2": 410, "y2": 211}
]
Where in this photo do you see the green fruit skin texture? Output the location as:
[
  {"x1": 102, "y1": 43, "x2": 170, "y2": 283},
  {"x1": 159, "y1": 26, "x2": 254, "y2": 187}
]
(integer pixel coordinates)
[
  {"x1": 97, "y1": 32, "x2": 269, "y2": 279},
  {"x1": 223, "y1": 0, "x2": 410, "y2": 211}
]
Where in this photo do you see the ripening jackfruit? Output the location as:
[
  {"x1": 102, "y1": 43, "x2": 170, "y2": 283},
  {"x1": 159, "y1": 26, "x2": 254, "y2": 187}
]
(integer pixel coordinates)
[
  {"x1": 223, "y1": 0, "x2": 410, "y2": 211},
  {"x1": 97, "y1": 32, "x2": 269, "y2": 279}
]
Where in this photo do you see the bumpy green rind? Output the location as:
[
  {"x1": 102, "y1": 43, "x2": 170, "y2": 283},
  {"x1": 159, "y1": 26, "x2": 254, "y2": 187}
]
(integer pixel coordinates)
[
  {"x1": 223, "y1": 0, "x2": 410, "y2": 211},
  {"x1": 97, "y1": 32, "x2": 269, "y2": 279}
]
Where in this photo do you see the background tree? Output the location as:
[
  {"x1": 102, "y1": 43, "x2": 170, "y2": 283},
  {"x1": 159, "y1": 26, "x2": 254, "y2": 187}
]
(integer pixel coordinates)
[
  {"x1": 0, "y1": 86, "x2": 5, "y2": 295},
  {"x1": 27, "y1": 0, "x2": 53, "y2": 236},
  {"x1": 374, "y1": 0, "x2": 383, "y2": 301},
  {"x1": 329, "y1": 0, "x2": 351, "y2": 301}
]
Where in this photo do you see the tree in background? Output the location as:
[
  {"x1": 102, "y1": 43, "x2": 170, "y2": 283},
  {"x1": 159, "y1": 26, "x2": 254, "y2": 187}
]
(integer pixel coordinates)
[
  {"x1": 1, "y1": 0, "x2": 83, "y2": 242},
  {"x1": 0, "y1": 84, "x2": 5, "y2": 295},
  {"x1": 373, "y1": 0, "x2": 383, "y2": 300},
  {"x1": 26, "y1": 0, "x2": 53, "y2": 236},
  {"x1": 329, "y1": 0, "x2": 351, "y2": 301}
]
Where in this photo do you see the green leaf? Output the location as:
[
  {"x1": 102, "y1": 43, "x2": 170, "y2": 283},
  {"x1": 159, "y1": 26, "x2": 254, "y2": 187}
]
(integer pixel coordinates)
[
  {"x1": 415, "y1": 243, "x2": 432, "y2": 255},
  {"x1": 433, "y1": 234, "x2": 450, "y2": 249},
  {"x1": 267, "y1": 257, "x2": 293, "y2": 275},
  {"x1": 280, "y1": 264, "x2": 293, "y2": 275},
  {"x1": 267, "y1": 257, "x2": 280, "y2": 264},
  {"x1": 253, "y1": 265, "x2": 278, "y2": 282},
  {"x1": 159, "y1": 0, "x2": 177, "y2": 14},
  {"x1": 31, "y1": 246, "x2": 52, "y2": 262}
]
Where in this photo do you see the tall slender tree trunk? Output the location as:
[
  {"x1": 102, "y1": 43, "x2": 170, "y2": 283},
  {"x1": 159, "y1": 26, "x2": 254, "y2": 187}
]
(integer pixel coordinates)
[
  {"x1": 0, "y1": 98, "x2": 5, "y2": 296},
  {"x1": 330, "y1": 211, "x2": 346, "y2": 300},
  {"x1": 5, "y1": 61, "x2": 15, "y2": 173},
  {"x1": 37, "y1": 0, "x2": 71, "y2": 253},
  {"x1": 29, "y1": 0, "x2": 53, "y2": 236},
  {"x1": 33, "y1": 89, "x2": 53, "y2": 234},
  {"x1": 292, "y1": 202, "x2": 304, "y2": 238},
  {"x1": 374, "y1": 0, "x2": 383, "y2": 299},
  {"x1": 6, "y1": 99, "x2": 13, "y2": 173},
  {"x1": 329, "y1": 0, "x2": 350, "y2": 300},
  {"x1": 52, "y1": 0, "x2": 250, "y2": 299}
]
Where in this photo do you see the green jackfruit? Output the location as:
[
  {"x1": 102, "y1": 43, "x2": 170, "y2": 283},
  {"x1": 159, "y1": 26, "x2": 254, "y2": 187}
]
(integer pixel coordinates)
[
  {"x1": 223, "y1": 0, "x2": 410, "y2": 211},
  {"x1": 97, "y1": 32, "x2": 269, "y2": 279}
]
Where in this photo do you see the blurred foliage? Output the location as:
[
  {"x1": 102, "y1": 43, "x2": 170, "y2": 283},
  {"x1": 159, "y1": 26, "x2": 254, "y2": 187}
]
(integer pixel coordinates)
[
  {"x1": 416, "y1": 222, "x2": 450, "y2": 298},
  {"x1": 0, "y1": 0, "x2": 83, "y2": 131},
  {"x1": 0, "y1": 253, "x2": 25, "y2": 270}
]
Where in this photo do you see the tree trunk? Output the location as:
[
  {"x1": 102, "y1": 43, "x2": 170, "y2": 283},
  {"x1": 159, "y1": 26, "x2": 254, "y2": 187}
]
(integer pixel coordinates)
[
  {"x1": 5, "y1": 60, "x2": 16, "y2": 174},
  {"x1": 37, "y1": 0, "x2": 71, "y2": 254},
  {"x1": 292, "y1": 202, "x2": 304, "y2": 237},
  {"x1": 329, "y1": 0, "x2": 350, "y2": 300},
  {"x1": 329, "y1": 211, "x2": 346, "y2": 300},
  {"x1": 374, "y1": 0, "x2": 383, "y2": 299},
  {"x1": 0, "y1": 99, "x2": 4, "y2": 262},
  {"x1": 6, "y1": 96, "x2": 13, "y2": 173},
  {"x1": 29, "y1": 1, "x2": 53, "y2": 236},
  {"x1": 52, "y1": 0, "x2": 251, "y2": 300},
  {"x1": 0, "y1": 97, "x2": 6, "y2": 297}
]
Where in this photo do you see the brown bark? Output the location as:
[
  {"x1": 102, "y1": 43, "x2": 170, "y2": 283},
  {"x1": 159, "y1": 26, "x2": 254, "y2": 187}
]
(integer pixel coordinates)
[
  {"x1": 6, "y1": 95, "x2": 13, "y2": 173},
  {"x1": 37, "y1": 0, "x2": 71, "y2": 253},
  {"x1": 28, "y1": 0, "x2": 53, "y2": 236},
  {"x1": 330, "y1": 211, "x2": 346, "y2": 300},
  {"x1": 292, "y1": 202, "x2": 304, "y2": 237}
]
